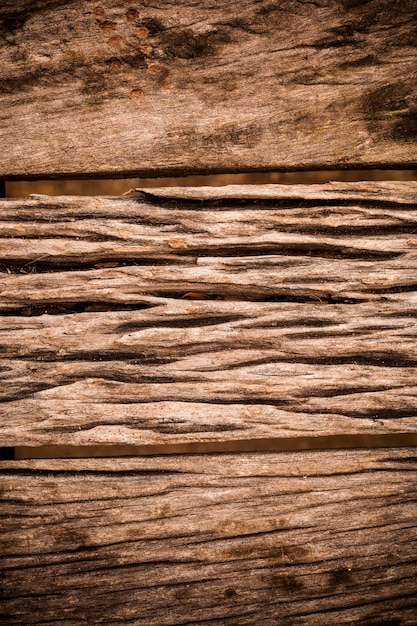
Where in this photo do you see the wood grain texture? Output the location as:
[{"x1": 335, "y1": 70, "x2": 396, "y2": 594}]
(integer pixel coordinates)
[
  {"x1": 1, "y1": 1, "x2": 417, "y2": 178},
  {"x1": 2, "y1": 182, "x2": 417, "y2": 304},
  {"x1": 2, "y1": 299, "x2": 417, "y2": 446},
  {"x1": 1, "y1": 449, "x2": 417, "y2": 625},
  {"x1": 1, "y1": 183, "x2": 417, "y2": 446}
]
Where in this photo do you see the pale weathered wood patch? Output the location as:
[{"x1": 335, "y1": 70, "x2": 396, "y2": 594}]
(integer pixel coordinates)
[
  {"x1": 1, "y1": 183, "x2": 417, "y2": 446},
  {"x1": 1, "y1": 2, "x2": 417, "y2": 177},
  {"x1": 1, "y1": 449, "x2": 417, "y2": 625}
]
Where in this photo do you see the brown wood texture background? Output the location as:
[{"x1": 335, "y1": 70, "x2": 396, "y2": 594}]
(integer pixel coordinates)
[
  {"x1": 1, "y1": 184, "x2": 417, "y2": 622},
  {"x1": 1, "y1": 1, "x2": 417, "y2": 622},
  {"x1": 1, "y1": 0, "x2": 417, "y2": 178}
]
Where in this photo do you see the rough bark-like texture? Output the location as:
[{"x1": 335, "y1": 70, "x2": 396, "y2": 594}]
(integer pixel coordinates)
[
  {"x1": 2, "y1": 182, "x2": 417, "y2": 304},
  {"x1": 1, "y1": 450, "x2": 417, "y2": 625},
  {"x1": 1, "y1": 2, "x2": 417, "y2": 178},
  {"x1": 2, "y1": 300, "x2": 417, "y2": 446},
  {"x1": 1, "y1": 183, "x2": 417, "y2": 445}
]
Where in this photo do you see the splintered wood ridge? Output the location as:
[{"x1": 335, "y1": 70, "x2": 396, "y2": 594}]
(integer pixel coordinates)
[
  {"x1": 1, "y1": 183, "x2": 417, "y2": 446},
  {"x1": 1, "y1": 450, "x2": 417, "y2": 625},
  {"x1": 1, "y1": 1, "x2": 417, "y2": 177}
]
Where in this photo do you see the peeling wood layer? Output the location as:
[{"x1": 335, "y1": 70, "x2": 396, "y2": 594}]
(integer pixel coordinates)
[
  {"x1": 1, "y1": 2, "x2": 417, "y2": 177},
  {"x1": 1, "y1": 449, "x2": 417, "y2": 625},
  {"x1": 1, "y1": 183, "x2": 417, "y2": 446}
]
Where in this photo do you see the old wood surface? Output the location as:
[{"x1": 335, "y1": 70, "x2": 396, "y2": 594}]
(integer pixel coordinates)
[
  {"x1": 1, "y1": 449, "x2": 417, "y2": 625},
  {"x1": 1, "y1": 183, "x2": 417, "y2": 446},
  {"x1": 2, "y1": 182, "x2": 417, "y2": 304},
  {"x1": 1, "y1": 1, "x2": 417, "y2": 178}
]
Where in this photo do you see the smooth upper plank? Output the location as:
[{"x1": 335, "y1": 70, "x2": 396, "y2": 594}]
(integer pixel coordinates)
[
  {"x1": 2, "y1": 298, "x2": 417, "y2": 445},
  {"x1": 1, "y1": 449, "x2": 417, "y2": 625},
  {"x1": 1, "y1": 2, "x2": 417, "y2": 178}
]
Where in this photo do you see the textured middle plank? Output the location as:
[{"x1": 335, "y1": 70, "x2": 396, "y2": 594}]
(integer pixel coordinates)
[{"x1": 1, "y1": 183, "x2": 417, "y2": 446}]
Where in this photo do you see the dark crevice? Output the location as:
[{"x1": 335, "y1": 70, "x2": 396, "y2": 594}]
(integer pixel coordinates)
[
  {"x1": 39, "y1": 421, "x2": 244, "y2": 436},
  {"x1": 3, "y1": 348, "x2": 413, "y2": 367},
  {"x1": 0, "y1": 302, "x2": 154, "y2": 317},
  {"x1": 0, "y1": 382, "x2": 58, "y2": 402},
  {"x1": 216, "y1": 352, "x2": 417, "y2": 367},
  {"x1": 0, "y1": 447, "x2": 15, "y2": 460},
  {"x1": 254, "y1": 222, "x2": 417, "y2": 236},
  {"x1": 296, "y1": 384, "x2": 406, "y2": 398},
  {"x1": 0, "y1": 466, "x2": 188, "y2": 477},
  {"x1": 115, "y1": 315, "x2": 338, "y2": 333},
  {"x1": 0, "y1": 244, "x2": 402, "y2": 276},
  {"x1": 368, "y1": 283, "x2": 417, "y2": 294},
  {"x1": 380, "y1": 309, "x2": 417, "y2": 318},
  {"x1": 13, "y1": 350, "x2": 175, "y2": 364},
  {"x1": 0, "y1": 233, "x2": 126, "y2": 242},
  {"x1": 0, "y1": 294, "x2": 365, "y2": 316},
  {"x1": 4, "y1": 434, "x2": 417, "y2": 462},
  {"x1": 175, "y1": 244, "x2": 401, "y2": 260},
  {"x1": 116, "y1": 314, "x2": 246, "y2": 331},
  {"x1": 0, "y1": 257, "x2": 195, "y2": 274},
  {"x1": 136, "y1": 193, "x2": 417, "y2": 211},
  {"x1": 153, "y1": 293, "x2": 365, "y2": 304}
]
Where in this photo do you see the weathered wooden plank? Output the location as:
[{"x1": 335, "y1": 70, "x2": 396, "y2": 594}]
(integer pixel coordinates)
[
  {"x1": 1, "y1": 184, "x2": 417, "y2": 445},
  {"x1": 1, "y1": 183, "x2": 417, "y2": 305},
  {"x1": 1, "y1": 2, "x2": 417, "y2": 177},
  {"x1": 1, "y1": 450, "x2": 417, "y2": 625},
  {"x1": 2, "y1": 299, "x2": 417, "y2": 446}
]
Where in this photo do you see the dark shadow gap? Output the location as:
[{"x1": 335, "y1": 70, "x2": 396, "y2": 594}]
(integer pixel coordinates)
[
  {"x1": 4, "y1": 170, "x2": 417, "y2": 197},
  {"x1": 0, "y1": 244, "x2": 402, "y2": 277},
  {"x1": 136, "y1": 193, "x2": 417, "y2": 211},
  {"x1": 0, "y1": 293, "x2": 365, "y2": 317},
  {"x1": 0, "y1": 447, "x2": 15, "y2": 460},
  {"x1": 5, "y1": 434, "x2": 417, "y2": 460},
  {"x1": 0, "y1": 302, "x2": 153, "y2": 316}
]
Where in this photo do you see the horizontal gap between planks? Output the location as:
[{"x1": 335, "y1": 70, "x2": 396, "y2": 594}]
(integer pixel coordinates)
[
  {"x1": 2, "y1": 170, "x2": 417, "y2": 196},
  {"x1": 3, "y1": 434, "x2": 417, "y2": 460}
]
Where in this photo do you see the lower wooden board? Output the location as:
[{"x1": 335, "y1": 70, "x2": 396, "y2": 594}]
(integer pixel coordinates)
[{"x1": 1, "y1": 449, "x2": 417, "y2": 625}]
